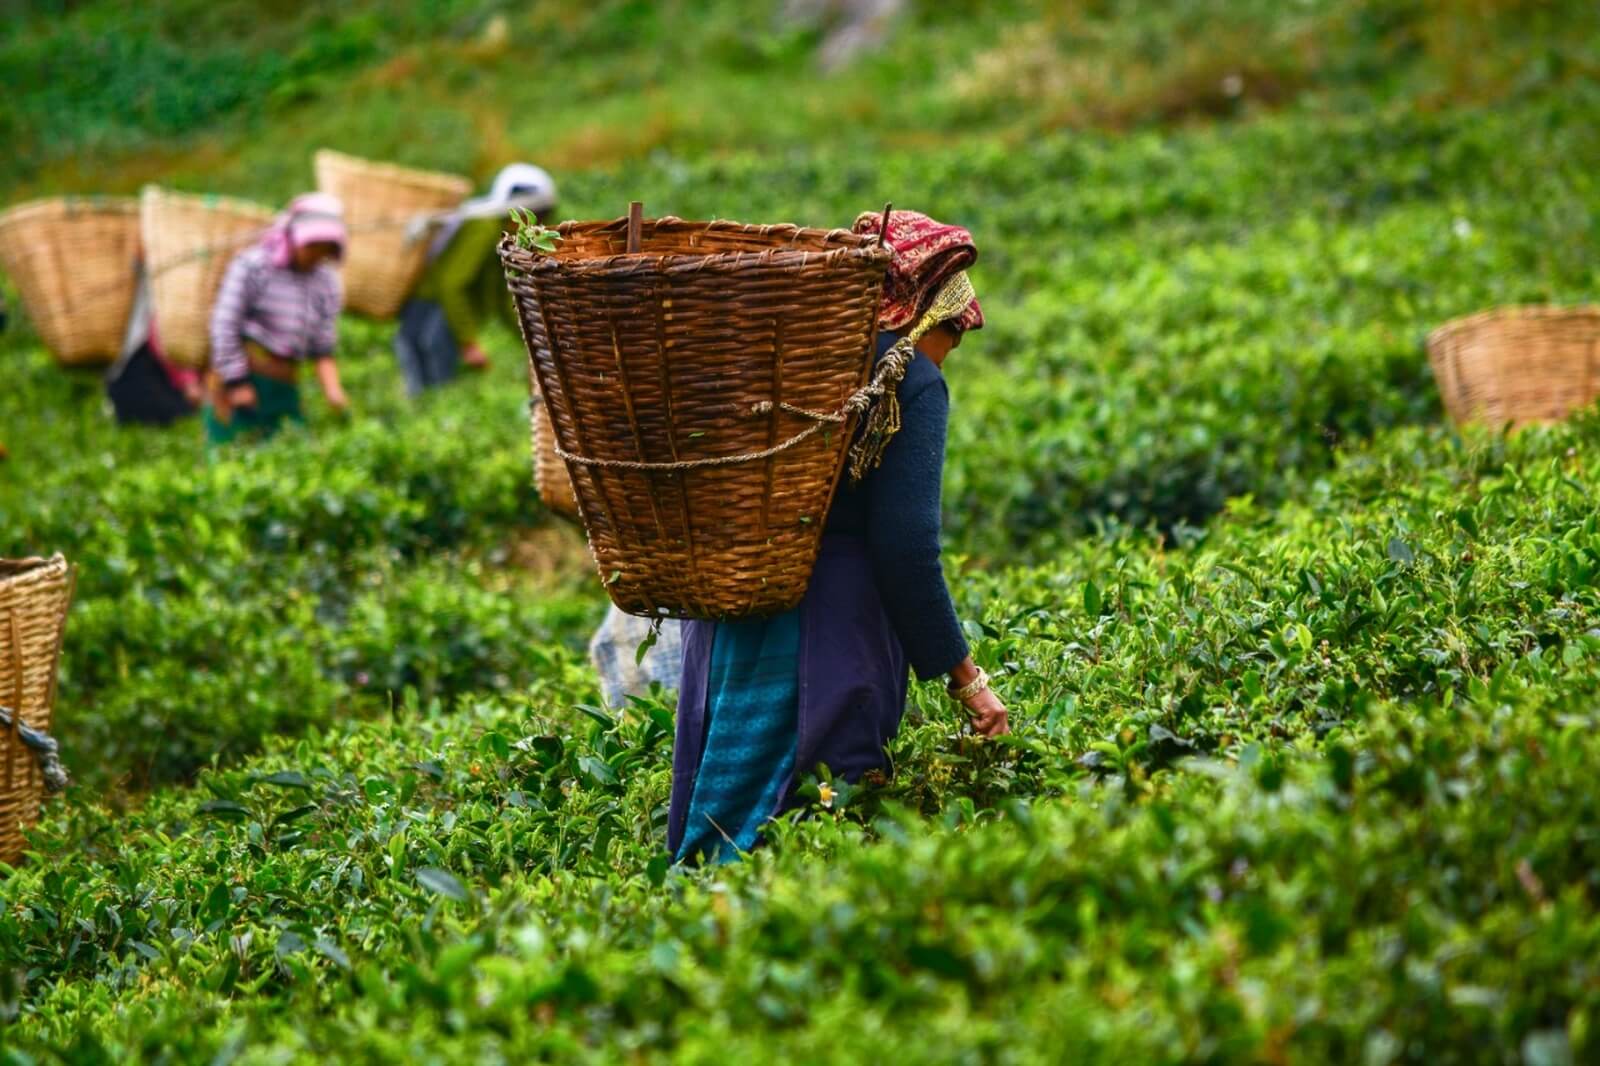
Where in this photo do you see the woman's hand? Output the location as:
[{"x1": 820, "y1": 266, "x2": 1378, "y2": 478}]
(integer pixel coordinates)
[
  {"x1": 963, "y1": 687, "x2": 1009, "y2": 737},
  {"x1": 225, "y1": 382, "x2": 259, "y2": 412},
  {"x1": 947, "y1": 657, "x2": 1010, "y2": 737},
  {"x1": 315, "y1": 358, "x2": 349, "y2": 414}
]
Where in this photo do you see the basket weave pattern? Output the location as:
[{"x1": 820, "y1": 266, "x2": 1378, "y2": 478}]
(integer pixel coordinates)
[
  {"x1": 140, "y1": 187, "x2": 274, "y2": 368},
  {"x1": 0, "y1": 556, "x2": 73, "y2": 865},
  {"x1": 1427, "y1": 306, "x2": 1600, "y2": 428},
  {"x1": 0, "y1": 198, "x2": 140, "y2": 367},
  {"x1": 531, "y1": 394, "x2": 580, "y2": 518},
  {"x1": 502, "y1": 216, "x2": 889, "y2": 620},
  {"x1": 314, "y1": 149, "x2": 472, "y2": 318}
]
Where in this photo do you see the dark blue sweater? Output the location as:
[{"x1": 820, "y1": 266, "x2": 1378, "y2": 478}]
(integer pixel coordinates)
[{"x1": 824, "y1": 331, "x2": 970, "y2": 680}]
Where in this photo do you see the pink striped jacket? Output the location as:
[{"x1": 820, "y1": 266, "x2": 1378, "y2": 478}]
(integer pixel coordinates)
[{"x1": 208, "y1": 246, "x2": 342, "y2": 384}]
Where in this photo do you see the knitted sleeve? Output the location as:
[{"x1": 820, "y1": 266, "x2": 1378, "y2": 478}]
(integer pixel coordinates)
[
  {"x1": 863, "y1": 369, "x2": 971, "y2": 679},
  {"x1": 309, "y1": 266, "x2": 342, "y2": 358},
  {"x1": 429, "y1": 217, "x2": 502, "y2": 347},
  {"x1": 208, "y1": 251, "x2": 258, "y2": 384}
]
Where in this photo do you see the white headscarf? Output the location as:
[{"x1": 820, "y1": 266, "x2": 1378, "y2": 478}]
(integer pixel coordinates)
[{"x1": 426, "y1": 162, "x2": 558, "y2": 258}]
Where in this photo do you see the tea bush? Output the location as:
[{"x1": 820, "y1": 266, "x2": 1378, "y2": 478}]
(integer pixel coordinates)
[
  {"x1": 0, "y1": 330, "x2": 602, "y2": 786},
  {"x1": 5, "y1": 395, "x2": 1600, "y2": 1059},
  {"x1": 5, "y1": 496, "x2": 1600, "y2": 1061}
]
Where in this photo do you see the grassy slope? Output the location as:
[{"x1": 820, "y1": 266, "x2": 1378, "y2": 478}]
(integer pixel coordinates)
[
  {"x1": 2, "y1": 0, "x2": 1595, "y2": 201},
  {"x1": 3, "y1": 0, "x2": 1600, "y2": 1060}
]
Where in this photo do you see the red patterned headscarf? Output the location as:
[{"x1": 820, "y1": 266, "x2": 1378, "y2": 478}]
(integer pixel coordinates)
[{"x1": 852, "y1": 209, "x2": 984, "y2": 335}]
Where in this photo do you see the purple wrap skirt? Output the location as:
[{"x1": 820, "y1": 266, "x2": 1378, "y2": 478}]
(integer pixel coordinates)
[{"x1": 667, "y1": 534, "x2": 910, "y2": 854}]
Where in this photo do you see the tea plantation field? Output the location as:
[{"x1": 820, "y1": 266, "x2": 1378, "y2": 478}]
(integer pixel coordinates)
[{"x1": 4, "y1": 1, "x2": 1600, "y2": 1061}]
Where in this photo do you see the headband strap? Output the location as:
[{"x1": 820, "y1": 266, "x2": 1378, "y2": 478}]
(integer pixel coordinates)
[
  {"x1": 845, "y1": 270, "x2": 980, "y2": 483},
  {"x1": 905, "y1": 271, "x2": 977, "y2": 343}
]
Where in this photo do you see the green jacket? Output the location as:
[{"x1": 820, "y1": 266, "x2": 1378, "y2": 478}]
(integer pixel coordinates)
[{"x1": 411, "y1": 217, "x2": 517, "y2": 346}]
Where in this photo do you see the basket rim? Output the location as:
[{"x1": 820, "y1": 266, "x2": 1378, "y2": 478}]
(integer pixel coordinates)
[
  {"x1": 500, "y1": 216, "x2": 892, "y2": 276},
  {"x1": 0, "y1": 554, "x2": 69, "y2": 590},
  {"x1": 1426, "y1": 304, "x2": 1600, "y2": 350},
  {"x1": 0, "y1": 196, "x2": 139, "y2": 231},
  {"x1": 139, "y1": 184, "x2": 277, "y2": 222},
  {"x1": 314, "y1": 147, "x2": 473, "y2": 198}
]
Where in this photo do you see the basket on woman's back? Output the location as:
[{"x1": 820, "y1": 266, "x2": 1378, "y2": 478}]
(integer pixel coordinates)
[
  {"x1": 0, "y1": 197, "x2": 141, "y2": 367},
  {"x1": 314, "y1": 150, "x2": 472, "y2": 318},
  {"x1": 501, "y1": 215, "x2": 890, "y2": 620},
  {"x1": 140, "y1": 187, "x2": 275, "y2": 368}
]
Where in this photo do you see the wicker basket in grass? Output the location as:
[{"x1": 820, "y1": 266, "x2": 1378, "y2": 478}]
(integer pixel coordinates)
[
  {"x1": 530, "y1": 393, "x2": 580, "y2": 519},
  {"x1": 501, "y1": 213, "x2": 891, "y2": 620},
  {"x1": 0, "y1": 555, "x2": 73, "y2": 866},
  {"x1": 1427, "y1": 306, "x2": 1600, "y2": 428},
  {"x1": 140, "y1": 187, "x2": 274, "y2": 368},
  {"x1": 0, "y1": 197, "x2": 141, "y2": 367},
  {"x1": 313, "y1": 149, "x2": 472, "y2": 319}
]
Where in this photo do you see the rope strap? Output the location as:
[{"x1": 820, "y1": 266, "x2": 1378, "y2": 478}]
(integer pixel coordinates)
[
  {"x1": 0, "y1": 704, "x2": 69, "y2": 793},
  {"x1": 533, "y1": 270, "x2": 976, "y2": 482},
  {"x1": 533, "y1": 348, "x2": 900, "y2": 475}
]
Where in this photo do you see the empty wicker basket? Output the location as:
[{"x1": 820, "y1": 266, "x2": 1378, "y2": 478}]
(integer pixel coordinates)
[
  {"x1": 1428, "y1": 306, "x2": 1600, "y2": 428},
  {"x1": 140, "y1": 187, "x2": 274, "y2": 368},
  {"x1": 531, "y1": 392, "x2": 580, "y2": 519},
  {"x1": 0, "y1": 197, "x2": 141, "y2": 367},
  {"x1": 314, "y1": 149, "x2": 472, "y2": 318},
  {"x1": 501, "y1": 215, "x2": 890, "y2": 620},
  {"x1": 1, "y1": 555, "x2": 74, "y2": 866}
]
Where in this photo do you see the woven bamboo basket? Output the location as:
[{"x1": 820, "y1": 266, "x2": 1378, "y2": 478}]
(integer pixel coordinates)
[
  {"x1": 501, "y1": 215, "x2": 891, "y2": 620},
  {"x1": 0, "y1": 555, "x2": 73, "y2": 865},
  {"x1": 530, "y1": 392, "x2": 580, "y2": 518},
  {"x1": 0, "y1": 197, "x2": 141, "y2": 367},
  {"x1": 1427, "y1": 306, "x2": 1600, "y2": 428},
  {"x1": 314, "y1": 149, "x2": 472, "y2": 318},
  {"x1": 140, "y1": 187, "x2": 274, "y2": 368}
]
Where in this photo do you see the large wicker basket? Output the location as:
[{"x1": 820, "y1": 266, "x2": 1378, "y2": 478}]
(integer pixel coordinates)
[
  {"x1": 0, "y1": 197, "x2": 141, "y2": 367},
  {"x1": 1, "y1": 555, "x2": 73, "y2": 866},
  {"x1": 530, "y1": 392, "x2": 580, "y2": 519},
  {"x1": 140, "y1": 187, "x2": 274, "y2": 368},
  {"x1": 1428, "y1": 306, "x2": 1600, "y2": 428},
  {"x1": 502, "y1": 215, "x2": 890, "y2": 619},
  {"x1": 314, "y1": 149, "x2": 472, "y2": 318}
]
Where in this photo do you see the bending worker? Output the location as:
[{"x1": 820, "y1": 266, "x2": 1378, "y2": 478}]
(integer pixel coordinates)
[
  {"x1": 395, "y1": 163, "x2": 558, "y2": 395},
  {"x1": 669, "y1": 209, "x2": 1010, "y2": 865},
  {"x1": 206, "y1": 192, "x2": 350, "y2": 444}
]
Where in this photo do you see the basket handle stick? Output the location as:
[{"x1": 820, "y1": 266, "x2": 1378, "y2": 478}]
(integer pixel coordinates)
[
  {"x1": 627, "y1": 201, "x2": 643, "y2": 254},
  {"x1": 876, "y1": 202, "x2": 893, "y2": 246}
]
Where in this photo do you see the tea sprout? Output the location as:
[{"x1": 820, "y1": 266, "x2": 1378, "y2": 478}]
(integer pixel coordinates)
[{"x1": 511, "y1": 206, "x2": 561, "y2": 253}]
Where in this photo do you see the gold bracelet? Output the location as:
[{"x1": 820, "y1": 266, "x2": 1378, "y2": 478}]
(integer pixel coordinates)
[{"x1": 947, "y1": 667, "x2": 990, "y2": 706}]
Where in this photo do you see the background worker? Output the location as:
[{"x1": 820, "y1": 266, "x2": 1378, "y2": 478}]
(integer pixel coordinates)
[
  {"x1": 206, "y1": 193, "x2": 349, "y2": 444},
  {"x1": 106, "y1": 258, "x2": 202, "y2": 426},
  {"x1": 589, "y1": 607, "x2": 685, "y2": 709},
  {"x1": 395, "y1": 162, "x2": 558, "y2": 396}
]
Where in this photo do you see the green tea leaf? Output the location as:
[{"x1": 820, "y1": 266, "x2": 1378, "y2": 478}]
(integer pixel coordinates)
[{"x1": 415, "y1": 867, "x2": 469, "y2": 902}]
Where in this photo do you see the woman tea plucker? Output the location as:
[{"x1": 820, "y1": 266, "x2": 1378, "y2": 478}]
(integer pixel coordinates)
[
  {"x1": 205, "y1": 192, "x2": 349, "y2": 444},
  {"x1": 670, "y1": 209, "x2": 1008, "y2": 865}
]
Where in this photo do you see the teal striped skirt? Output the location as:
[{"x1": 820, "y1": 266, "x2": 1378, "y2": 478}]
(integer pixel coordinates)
[{"x1": 673, "y1": 607, "x2": 801, "y2": 865}]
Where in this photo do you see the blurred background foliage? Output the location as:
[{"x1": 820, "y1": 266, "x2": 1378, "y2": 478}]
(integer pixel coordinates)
[{"x1": 0, "y1": 0, "x2": 1594, "y2": 202}]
